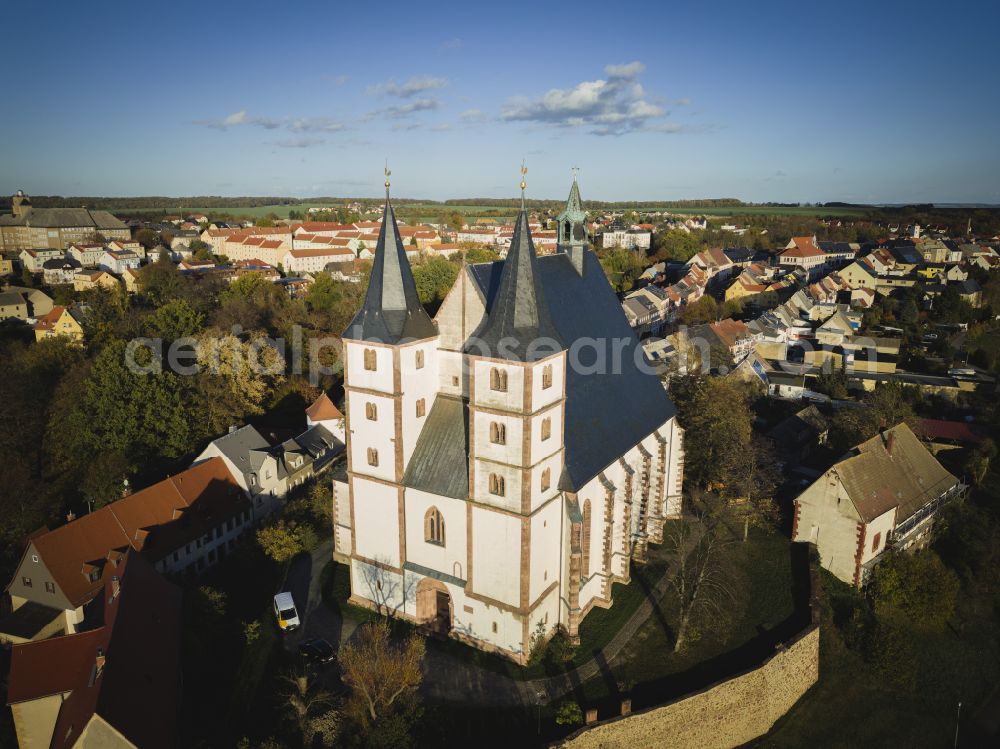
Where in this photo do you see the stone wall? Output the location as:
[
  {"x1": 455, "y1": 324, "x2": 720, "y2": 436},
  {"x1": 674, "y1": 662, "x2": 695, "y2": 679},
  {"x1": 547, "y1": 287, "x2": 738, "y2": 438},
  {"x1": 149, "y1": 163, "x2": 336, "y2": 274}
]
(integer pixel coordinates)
[{"x1": 560, "y1": 624, "x2": 820, "y2": 749}]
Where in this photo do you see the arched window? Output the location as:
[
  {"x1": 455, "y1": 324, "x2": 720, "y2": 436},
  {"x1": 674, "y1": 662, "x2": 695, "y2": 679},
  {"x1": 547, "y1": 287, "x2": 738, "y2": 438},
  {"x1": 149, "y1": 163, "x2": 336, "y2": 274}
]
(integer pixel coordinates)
[
  {"x1": 541, "y1": 417, "x2": 552, "y2": 441},
  {"x1": 581, "y1": 500, "x2": 592, "y2": 576},
  {"x1": 365, "y1": 402, "x2": 377, "y2": 421},
  {"x1": 363, "y1": 348, "x2": 377, "y2": 371},
  {"x1": 490, "y1": 367, "x2": 508, "y2": 392},
  {"x1": 425, "y1": 507, "x2": 445, "y2": 546},
  {"x1": 489, "y1": 473, "x2": 505, "y2": 496},
  {"x1": 541, "y1": 467, "x2": 551, "y2": 492},
  {"x1": 366, "y1": 448, "x2": 379, "y2": 467},
  {"x1": 490, "y1": 422, "x2": 506, "y2": 445},
  {"x1": 415, "y1": 350, "x2": 425, "y2": 369},
  {"x1": 415, "y1": 398, "x2": 426, "y2": 418},
  {"x1": 542, "y1": 364, "x2": 553, "y2": 389},
  {"x1": 562, "y1": 221, "x2": 571, "y2": 242}
]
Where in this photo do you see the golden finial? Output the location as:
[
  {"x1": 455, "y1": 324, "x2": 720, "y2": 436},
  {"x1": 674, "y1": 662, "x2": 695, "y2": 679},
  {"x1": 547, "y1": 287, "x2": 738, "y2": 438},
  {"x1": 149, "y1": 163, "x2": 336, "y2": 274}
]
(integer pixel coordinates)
[
  {"x1": 520, "y1": 162, "x2": 527, "y2": 192},
  {"x1": 384, "y1": 162, "x2": 391, "y2": 190}
]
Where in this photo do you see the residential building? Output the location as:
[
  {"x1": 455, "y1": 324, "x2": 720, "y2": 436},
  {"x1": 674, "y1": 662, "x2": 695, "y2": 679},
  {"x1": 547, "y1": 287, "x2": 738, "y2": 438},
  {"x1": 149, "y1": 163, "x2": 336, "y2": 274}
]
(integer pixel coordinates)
[
  {"x1": 5, "y1": 551, "x2": 181, "y2": 749},
  {"x1": 778, "y1": 236, "x2": 827, "y2": 277},
  {"x1": 305, "y1": 392, "x2": 345, "y2": 442},
  {"x1": 18, "y1": 249, "x2": 64, "y2": 273},
  {"x1": 0, "y1": 290, "x2": 29, "y2": 321},
  {"x1": 0, "y1": 192, "x2": 129, "y2": 251},
  {"x1": 33, "y1": 306, "x2": 84, "y2": 342},
  {"x1": 42, "y1": 258, "x2": 82, "y2": 286},
  {"x1": 66, "y1": 243, "x2": 106, "y2": 267},
  {"x1": 73, "y1": 270, "x2": 120, "y2": 292},
  {"x1": 0, "y1": 256, "x2": 12, "y2": 276},
  {"x1": 281, "y1": 247, "x2": 356, "y2": 274},
  {"x1": 602, "y1": 229, "x2": 651, "y2": 250},
  {"x1": 335, "y1": 176, "x2": 684, "y2": 664},
  {"x1": 98, "y1": 249, "x2": 141, "y2": 275},
  {"x1": 0, "y1": 286, "x2": 53, "y2": 317},
  {"x1": 792, "y1": 423, "x2": 964, "y2": 586}
]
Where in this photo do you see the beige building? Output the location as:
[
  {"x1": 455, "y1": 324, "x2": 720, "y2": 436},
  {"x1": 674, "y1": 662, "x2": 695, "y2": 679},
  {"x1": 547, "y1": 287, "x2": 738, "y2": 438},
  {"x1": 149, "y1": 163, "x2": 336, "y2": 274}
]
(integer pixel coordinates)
[
  {"x1": 792, "y1": 423, "x2": 963, "y2": 586},
  {"x1": 33, "y1": 306, "x2": 84, "y2": 342},
  {"x1": 0, "y1": 191, "x2": 130, "y2": 251},
  {"x1": 74, "y1": 269, "x2": 121, "y2": 292}
]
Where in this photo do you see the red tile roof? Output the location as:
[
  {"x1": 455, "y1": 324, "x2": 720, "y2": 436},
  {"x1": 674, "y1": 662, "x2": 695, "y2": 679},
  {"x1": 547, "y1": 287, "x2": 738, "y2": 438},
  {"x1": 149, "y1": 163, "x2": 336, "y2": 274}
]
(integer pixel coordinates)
[{"x1": 305, "y1": 392, "x2": 343, "y2": 422}]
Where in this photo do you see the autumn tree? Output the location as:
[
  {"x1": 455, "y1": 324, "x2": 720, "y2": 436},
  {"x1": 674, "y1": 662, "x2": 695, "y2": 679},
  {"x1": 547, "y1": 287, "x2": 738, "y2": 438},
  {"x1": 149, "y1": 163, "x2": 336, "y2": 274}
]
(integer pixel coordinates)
[
  {"x1": 280, "y1": 671, "x2": 339, "y2": 748},
  {"x1": 679, "y1": 295, "x2": 719, "y2": 325},
  {"x1": 256, "y1": 520, "x2": 306, "y2": 562},
  {"x1": 339, "y1": 619, "x2": 425, "y2": 733}
]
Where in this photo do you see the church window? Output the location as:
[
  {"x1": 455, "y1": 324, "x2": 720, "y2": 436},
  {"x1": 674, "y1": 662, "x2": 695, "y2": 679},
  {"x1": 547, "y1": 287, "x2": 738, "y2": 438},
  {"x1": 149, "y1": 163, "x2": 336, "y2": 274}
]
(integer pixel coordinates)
[
  {"x1": 872, "y1": 532, "x2": 881, "y2": 553},
  {"x1": 562, "y1": 221, "x2": 571, "y2": 242},
  {"x1": 425, "y1": 507, "x2": 445, "y2": 546},
  {"x1": 490, "y1": 422, "x2": 506, "y2": 445},
  {"x1": 363, "y1": 348, "x2": 377, "y2": 371},
  {"x1": 416, "y1": 398, "x2": 426, "y2": 418},
  {"x1": 489, "y1": 473, "x2": 505, "y2": 496},
  {"x1": 367, "y1": 448, "x2": 379, "y2": 467},
  {"x1": 415, "y1": 350, "x2": 425, "y2": 369},
  {"x1": 542, "y1": 364, "x2": 553, "y2": 389},
  {"x1": 365, "y1": 402, "x2": 378, "y2": 421},
  {"x1": 490, "y1": 367, "x2": 508, "y2": 392},
  {"x1": 581, "y1": 500, "x2": 592, "y2": 576},
  {"x1": 541, "y1": 417, "x2": 552, "y2": 441},
  {"x1": 541, "y1": 467, "x2": 551, "y2": 492}
]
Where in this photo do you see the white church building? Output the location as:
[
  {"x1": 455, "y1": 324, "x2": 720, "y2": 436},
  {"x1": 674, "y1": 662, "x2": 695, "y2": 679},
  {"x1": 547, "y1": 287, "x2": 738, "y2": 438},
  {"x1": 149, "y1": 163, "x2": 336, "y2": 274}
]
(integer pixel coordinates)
[{"x1": 332, "y1": 174, "x2": 685, "y2": 663}]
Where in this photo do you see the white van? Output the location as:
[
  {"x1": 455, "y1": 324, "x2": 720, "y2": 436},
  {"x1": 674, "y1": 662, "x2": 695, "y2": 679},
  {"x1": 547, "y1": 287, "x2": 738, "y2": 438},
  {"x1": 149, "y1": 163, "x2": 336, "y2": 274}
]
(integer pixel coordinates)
[{"x1": 274, "y1": 592, "x2": 300, "y2": 631}]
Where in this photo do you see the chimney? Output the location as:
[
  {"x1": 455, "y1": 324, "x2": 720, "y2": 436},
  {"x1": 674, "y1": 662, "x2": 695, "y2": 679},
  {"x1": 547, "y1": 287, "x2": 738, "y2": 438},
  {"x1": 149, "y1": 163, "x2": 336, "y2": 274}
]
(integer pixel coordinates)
[
  {"x1": 66, "y1": 511, "x2": 76, "y2": 523},
  {"x1": 111, "y1": 575, "x2": 121, "y2": 599},
  {"x1": 887, "y1": 430, "x2": 896, "y2": 456},
  {"x1": 229, "y1": 424, "x2": 238, "y2": 434}
]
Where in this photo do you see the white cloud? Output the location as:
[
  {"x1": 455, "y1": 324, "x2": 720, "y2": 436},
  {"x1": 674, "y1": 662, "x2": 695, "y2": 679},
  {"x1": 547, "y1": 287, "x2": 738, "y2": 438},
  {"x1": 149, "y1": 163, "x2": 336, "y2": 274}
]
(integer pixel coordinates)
[
  {"x1": 273, "y1": 136, "x2": 326, "y2": 148},
  {"x1": 460, "y1": 109, "x2": 486, "y2": 122},
  {"x1": 368, "y1": 75, "x2": 448, "y2": 98},
  {"x1": 194, "y1": 110, "x2": 282, "y2": 130},
  {"x1": 194, "y1": 112, "x2": 345, "y2": 134},
  {"x1": 288, "y1": 117, "x2": 345, "y2": 133},
  {"x1": 499, "y1": 62, "x2": 689, "y2": 136},
  {"x1": 367, "y1": 98, "x2": 440, "y2": 120}
]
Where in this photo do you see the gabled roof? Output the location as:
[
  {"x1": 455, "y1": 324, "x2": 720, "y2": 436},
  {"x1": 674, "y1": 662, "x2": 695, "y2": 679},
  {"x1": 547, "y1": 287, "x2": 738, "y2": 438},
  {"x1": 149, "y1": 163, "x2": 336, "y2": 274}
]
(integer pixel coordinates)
[
  {"x1": 18, "y1": 458, "x2": 241, "y2": 608},
  {"x1": 471, "y1": 210, "x2": 562, "y2": 361},
  {"x1": 781, "y1": 236, "x2": 825, "y2": 259},
  {"x1": 833, "y1": 423, "x2": 958, "y2": 523},
  {"x1": 305, "y1": 392, "x2": 343, "y2": 422},
  {"x1": 403, "y1": 395, "x2": 469, "y2": 499},
  {"x1": 342, "y1": 197, "x2": 436, "y2": 344},
  {"x1": 7, "y1": 550, "x2": 181, "y2": 749}
]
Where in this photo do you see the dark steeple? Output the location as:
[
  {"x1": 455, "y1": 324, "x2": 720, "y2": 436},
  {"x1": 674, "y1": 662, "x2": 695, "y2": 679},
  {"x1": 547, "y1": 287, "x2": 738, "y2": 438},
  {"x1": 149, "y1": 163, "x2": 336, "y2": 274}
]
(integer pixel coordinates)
[
  {"x1": 471, "y1": 168, "x2": 562, "y2": 361},
  {"x1": 342, "y1": 169, "x2": 436, "y2": 344}
]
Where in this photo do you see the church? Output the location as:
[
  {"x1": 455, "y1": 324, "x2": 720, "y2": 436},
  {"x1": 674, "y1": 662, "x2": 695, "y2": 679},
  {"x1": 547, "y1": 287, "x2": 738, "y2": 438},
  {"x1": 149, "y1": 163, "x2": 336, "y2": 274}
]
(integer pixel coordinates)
[{"x1": 331, "y1": 172, "x2": 685, "y2": 663}]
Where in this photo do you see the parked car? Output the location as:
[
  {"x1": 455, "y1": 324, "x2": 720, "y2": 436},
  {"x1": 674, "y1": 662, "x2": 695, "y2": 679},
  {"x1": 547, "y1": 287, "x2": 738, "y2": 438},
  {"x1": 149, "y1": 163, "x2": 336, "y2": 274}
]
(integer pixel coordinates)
[
  {"x1": 274, "y1": 592, "x2": 300, "y2": 631},
  {"x1": 298, "y1": 637, "x2": 335, "y2": 664}
]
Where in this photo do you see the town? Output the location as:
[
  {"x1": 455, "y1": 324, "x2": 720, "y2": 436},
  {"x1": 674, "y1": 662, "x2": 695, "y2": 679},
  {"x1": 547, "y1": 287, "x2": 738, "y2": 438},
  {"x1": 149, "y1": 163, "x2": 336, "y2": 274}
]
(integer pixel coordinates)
[{"x1": 2, "y1": 174, "x2": 1000, "y2": 749}]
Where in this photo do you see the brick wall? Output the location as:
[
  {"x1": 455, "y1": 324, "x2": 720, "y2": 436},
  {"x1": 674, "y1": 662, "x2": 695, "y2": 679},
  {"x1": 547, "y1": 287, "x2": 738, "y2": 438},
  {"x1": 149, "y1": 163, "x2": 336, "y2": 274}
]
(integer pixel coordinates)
[{"x1": 560, "y1": 624, "x2": 819, "y2": 749}]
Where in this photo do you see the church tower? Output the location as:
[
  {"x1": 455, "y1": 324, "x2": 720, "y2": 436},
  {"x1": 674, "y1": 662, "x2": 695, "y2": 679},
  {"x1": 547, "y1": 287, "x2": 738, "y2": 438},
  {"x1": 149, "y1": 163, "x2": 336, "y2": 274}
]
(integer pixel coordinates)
[
  {"x1": 556, "y1": 173, "x2": 587, "y2": 274},
  {"x1": 341, "y1": 169, "x2": 439, "y2": 574},
  {"x1": 464, "y1": 167, "x2": 569, "y2": 655}
]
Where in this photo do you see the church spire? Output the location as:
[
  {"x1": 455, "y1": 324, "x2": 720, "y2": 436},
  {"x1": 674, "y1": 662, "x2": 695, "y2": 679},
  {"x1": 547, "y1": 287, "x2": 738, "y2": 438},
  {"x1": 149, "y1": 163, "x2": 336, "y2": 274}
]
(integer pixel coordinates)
[
  {"x1": 472, "y1": 167, "x2": 561, "y2": 361},
  {"x1": 557, "y1": 169, "x2": 588, "y2": 275},
  {"x1": 342, "y1": 166, "x2": 436, "y2": 344}
]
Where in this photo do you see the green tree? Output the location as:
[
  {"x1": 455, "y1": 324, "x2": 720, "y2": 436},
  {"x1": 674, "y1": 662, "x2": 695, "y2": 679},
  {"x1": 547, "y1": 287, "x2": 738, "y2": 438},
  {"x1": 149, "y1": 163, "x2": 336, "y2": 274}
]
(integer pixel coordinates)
[
  {"x1": 256, "y1": 520, "x2": 305, "y2": 562},
  {"x1": 412, "y1": 256, "x2": 458, "y2": 308},
  {"x1": 135, "y1": 228, "x2": 159, "y2": 249},
  {"x1": 679, "y1": 295, "x2": 719, "y2": 325},
  {"x1": 138, "y1": 255, "x2": 182, "y2": 306},
  {"x1": 871, "y1": 551, "x2": 959, "y2": 632},
  {"x1": 143, "y1": 298, "x2": 204, "y2": 342}
]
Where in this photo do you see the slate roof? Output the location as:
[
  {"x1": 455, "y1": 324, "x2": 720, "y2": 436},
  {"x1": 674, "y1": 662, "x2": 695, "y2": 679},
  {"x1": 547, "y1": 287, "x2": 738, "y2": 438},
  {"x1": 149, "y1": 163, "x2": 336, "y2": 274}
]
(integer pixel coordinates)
[
  {"x1": 7, "y1": 551, "x2": 181, "y2": 749},
  {"x1": 833, "y1": 423, "x2": 958, "y2": 523},
  {"x1": 467, "y1": 246, "x2": 676, "y2": 491},
  {"x1": 342, "y1": 198, "x2": 436, "y2": 344},
  {"x1": 471, "y1": 210, "x2": 562, "y2": 361},
  {"x1": 403, "y1": 395, "x2": 469, "y2": 499}
]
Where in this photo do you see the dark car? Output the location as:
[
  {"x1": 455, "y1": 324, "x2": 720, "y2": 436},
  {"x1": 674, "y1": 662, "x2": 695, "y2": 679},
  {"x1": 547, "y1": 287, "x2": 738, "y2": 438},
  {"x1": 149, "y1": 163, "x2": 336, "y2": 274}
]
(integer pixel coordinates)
[{"x1": 298, "y1": 637, "x2": 335, "y2": 664}]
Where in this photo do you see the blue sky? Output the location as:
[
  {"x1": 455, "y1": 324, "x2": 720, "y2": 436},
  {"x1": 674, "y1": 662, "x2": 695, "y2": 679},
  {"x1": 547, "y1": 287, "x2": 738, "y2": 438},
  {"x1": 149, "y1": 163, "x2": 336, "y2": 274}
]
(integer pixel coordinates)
[{"x1": 1, "y1": 0, "x2": 998, "y2": 203}]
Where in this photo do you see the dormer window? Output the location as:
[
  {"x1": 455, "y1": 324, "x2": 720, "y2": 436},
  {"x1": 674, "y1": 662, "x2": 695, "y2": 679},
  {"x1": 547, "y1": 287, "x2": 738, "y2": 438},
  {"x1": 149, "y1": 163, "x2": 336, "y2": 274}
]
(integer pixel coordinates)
[{"x1": 490, "y1": 368, "x2": 508, "y2": 392}]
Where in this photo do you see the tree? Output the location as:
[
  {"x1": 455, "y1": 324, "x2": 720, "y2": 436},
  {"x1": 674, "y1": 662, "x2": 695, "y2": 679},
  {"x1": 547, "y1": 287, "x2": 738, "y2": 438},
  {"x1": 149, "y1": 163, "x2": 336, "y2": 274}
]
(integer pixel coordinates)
[
  {"x1": 554, "y1": 702, "x2": 583, "y2": 726},
  {"x1": 256, "y1": 520, "x2": 305, "y2": 562},
  {"x1": 81, "y1": 451, "x2": 131, "y2": 508},
  {"x1": 137, "y1": 255, "x2": 182, "y2": 306},
  {"x1": 668, "y1": 376, "x2": 752, "y2": 488},
  {"x1": 338, "y1": 619, "x2": 425, "y2": 729},
  {"x1": 411, "y1": 257, "x2": 458, "y2": 308},
  {"x1": 447, "y1": 211, "x2": 464, "y2": 232},
  {"x1": 870, "y1": 551, "x2": 959, "y2": 633},
  {"x1": 964, "y1": 438, "x2": 997, "y2": 486},
  {"x1": 722, "y1": 436, "x2": 780, "y2": 541},
  {"x1": 653, "y1": 228, "x2": 700, "y2": 262},
  {"x1": 279, "y1": 671, "x2": 338, "y2": 748},
  {"x1": 679, "y1": 295, "x2": 719, "y2": 325},
  {"x1": 829, "y1": 382, "x2": 917, "y2": 452},
  {"x1": 664, "y1": 494, "x2": 738, "y2": 653},
  {"x1": 598, "y1": 248, "x2": 645, "y2": 294},
  {"x1": 135, "y1": 228, "x2": 159, "y2": 249},
  {"x1": 143, "y1": 298, "x2": 204, "y2": 343}
]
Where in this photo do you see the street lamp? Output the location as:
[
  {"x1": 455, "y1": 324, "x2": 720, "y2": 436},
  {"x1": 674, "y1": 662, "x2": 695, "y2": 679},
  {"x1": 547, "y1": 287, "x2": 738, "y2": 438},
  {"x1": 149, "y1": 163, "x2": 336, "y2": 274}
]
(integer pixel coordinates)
[
  {"x1": 954, "y1": 701, "x2": 962, "y2": 748},
  {"x1": 536, "y1": 690, "x2": 546, "y2": 735}
]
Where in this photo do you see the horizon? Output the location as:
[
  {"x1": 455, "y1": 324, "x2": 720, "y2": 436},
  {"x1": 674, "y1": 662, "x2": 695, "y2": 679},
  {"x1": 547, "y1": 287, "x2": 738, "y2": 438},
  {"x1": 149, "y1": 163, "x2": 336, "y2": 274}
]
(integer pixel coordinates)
[{"x1": 1, "y1": 0, "x2": 998, "y2": 204}]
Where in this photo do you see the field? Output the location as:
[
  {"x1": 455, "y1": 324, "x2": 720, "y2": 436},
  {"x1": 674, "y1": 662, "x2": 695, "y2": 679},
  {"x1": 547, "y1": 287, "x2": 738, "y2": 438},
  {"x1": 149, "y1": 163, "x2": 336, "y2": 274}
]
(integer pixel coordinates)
[{"x1": 108, "y1": 203, "x2": 339, "y2": 218}]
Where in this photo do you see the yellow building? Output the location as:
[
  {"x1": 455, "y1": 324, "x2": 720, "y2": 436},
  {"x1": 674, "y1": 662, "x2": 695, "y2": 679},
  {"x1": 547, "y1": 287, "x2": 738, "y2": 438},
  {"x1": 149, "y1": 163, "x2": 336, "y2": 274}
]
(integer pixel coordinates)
[
  {"x1": 74, "y1": 269, "x2": 121, "y2": 292},
  {"x1": 0, "y1": 191, "x2": 130, "y2": 251},
  {"x1": 33, "y1": 306, "x2": 84, "y2": 343},
  {"x1": 122, "y1": 267, "x2": 142, "y2": 294},
  {"x1": 0, "y1": 256, "x2": 12, "y2": 276},
  {"x1": 839, "y1": 260, "x2": 878, "y2": 290}
]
